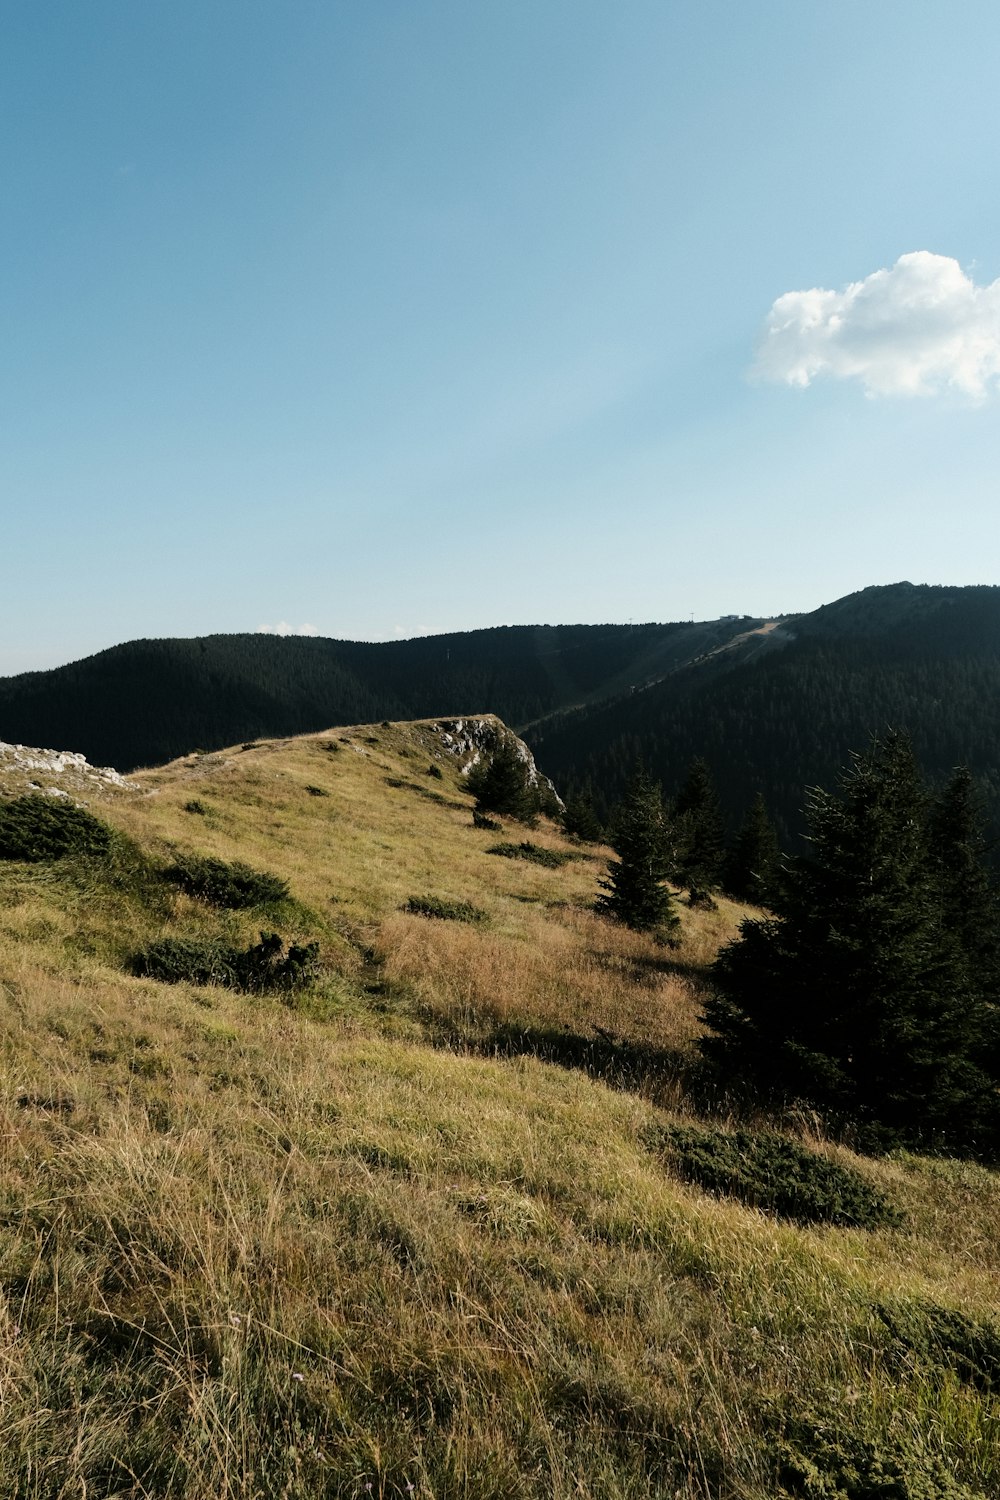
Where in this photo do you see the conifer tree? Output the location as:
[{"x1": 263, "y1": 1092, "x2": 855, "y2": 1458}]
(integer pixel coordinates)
[
  {"x1": 724, "y1": 792, "x2": 782, "y2": 907},
  {"x1": 673, "y1": 757, "x2": 726, "y2": 897},
  {"x1": 596, "y1": 770, "x2": 679, "y2": 935},
  {"x1": 468, "y1": 737, "x2": 538, "y2": 822},
  {"x1": 562, "y1": 787, "x2": 604, "y2": 843},
  {"x1": 927, "y1": 767, "x2": 1000, "y2": 1076},
  {"x1": 702, "y1": 732, "x2": 999, "y2": 1155}
]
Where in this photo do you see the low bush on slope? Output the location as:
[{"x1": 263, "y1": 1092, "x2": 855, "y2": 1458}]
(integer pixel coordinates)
[
  {"x1": 163, "y1": 852, "x2": 289, "y2": 908},
  {"x1": 648, "y1": 1122, "x2": 902, "y2": 1229},
  {"x1": 132, "y1": 930, "x2": 319, "y2": 993},
  {"x1": 0, "y1": 793, "x2": 114, "y2": 861}
]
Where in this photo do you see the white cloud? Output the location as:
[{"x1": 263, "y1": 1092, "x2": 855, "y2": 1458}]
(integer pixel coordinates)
[
  {"x1": 257, "y1": 621, "x2": 320, "y2": 637},
  {"x1": 753, "y1": 251, "x2": 1000, "y2": 398}
]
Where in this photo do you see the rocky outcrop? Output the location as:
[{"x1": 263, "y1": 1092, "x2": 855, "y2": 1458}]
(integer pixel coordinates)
[
  {"x1": 422, "y1": 716, "x2": 564, "y2": 809},
  {"x1": 0, "y1": 741, "x2": 138, "y2": 800}
]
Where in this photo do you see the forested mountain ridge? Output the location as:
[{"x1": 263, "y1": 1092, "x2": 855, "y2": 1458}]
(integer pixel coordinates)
[
  {"x1": 3, "y1": 582, "x2": 999, "y2": 847},
  {"x1": 0, "y1": 617, "x2": 758, "y2": 771},
  {"x1": 528, "y1": 582, "x2": 1000, "y2": 844}
]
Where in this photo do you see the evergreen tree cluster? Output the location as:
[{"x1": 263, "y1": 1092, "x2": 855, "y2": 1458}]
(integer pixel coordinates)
[
  {"x1": 594, "y1": 758, "x2": 783, "y2": 933},
  {"x1": 596, "y1": 771, "x2": 679, "y2": 937},
  {"x1": 530, "y1": 583, "x2": 1000, "y2": 856},
  {"x1": 701, "y1": 733, "x2": 1000, "y2": 1157}
]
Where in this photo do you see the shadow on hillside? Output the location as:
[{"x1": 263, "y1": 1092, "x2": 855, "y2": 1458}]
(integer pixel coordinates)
[
  {"x1": 584, "y1": 945, "x2": 708, "y2": 988},
  {"x1": 435, "y1": 1020, "x2": 722, "y2": 1112}
]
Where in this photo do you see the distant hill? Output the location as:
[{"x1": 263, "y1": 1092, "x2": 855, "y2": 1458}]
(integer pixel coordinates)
[
  {"x1": 4, "y1": 582, "x2": 999, "y2": 845},
  {"x1": 526, "y1": 582, "x2": 1000, "y2": 844},
  {"x1": 0, "y1": 617, "x2": 756, "y2": 771}
]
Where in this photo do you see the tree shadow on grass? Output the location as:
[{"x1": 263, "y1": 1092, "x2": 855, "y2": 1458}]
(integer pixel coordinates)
[
  {"x1": 584, "y1": 945, "x2": 707, "y2": 988},
  {"x1": 432, "y1": 1017, "x2": 725, "y2": 1111}
]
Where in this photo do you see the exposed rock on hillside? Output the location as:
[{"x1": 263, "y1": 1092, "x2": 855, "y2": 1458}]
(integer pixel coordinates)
[
  {"x1": 0, "y1": 741, "x2": 138, "y2": 800},
  {"x1": 424, "y1": 716, "x2": 564, "y2": 808}
]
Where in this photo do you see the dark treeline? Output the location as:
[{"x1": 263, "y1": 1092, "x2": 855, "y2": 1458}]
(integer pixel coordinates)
[
  {"x1": 4, "y1": 583, "x2": 1000, "y2": 861},
  {"x1": 528, "y1": 583, "x2": 1000, "y2": 852},
  {"x1": 0, "y1": 618, "x2": 751, "y2": 771},
  {"x1": 702, "y1": 733, "x2": 1000, "y2": 1158}
]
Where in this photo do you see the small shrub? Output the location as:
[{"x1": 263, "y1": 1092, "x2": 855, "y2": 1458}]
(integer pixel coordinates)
[
  {"x1": 0, "y1": 795, "x2": 113, "y2": 862},
  {"x1": 404, "y1": 895, "x2": 486, "y2": 924},
  {"x1": 877, "y1": 1298, "x2": 1000, "y2": 1394},
  {"x1": 133, "y1": 931, "x2": 319, "y2": 993},
  {"x1": 472, "y1": 810, "x2": 502, "y2": 831},
  {"x1": 426, "y1": 763, "x2": 444, "y2": 780},
  {"x1": 648, "y1": 1123, "x2": 902, "y2": 1229},
  {"x1": 183, "y1": 799, "x2": 208, "y2": 815},
  {"x1": 132, "y1": 936, "x2": 243, "y2": 987},
  {"x1": 486, "y1": 841, "x2": 569, "y2": 869},
  {"x1": 385, "y1": 776, "x2": 448, "y2": 805},
  {"x1": 164, "y1": 854, "x2": 289, "y2": 908},
  {"x1": 769, "y1": 1408, "x2": 981, "y2": 1500}
]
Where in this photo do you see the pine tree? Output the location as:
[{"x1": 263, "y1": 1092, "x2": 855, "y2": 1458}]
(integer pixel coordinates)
[
  {"x1": 596, "y1": 770, "x2": 679, "y2": 935},
  {"x1": 724, "y1": 792, "x2": 782, "y2": 907},
  {"x1": 562, "y1": 787, "x2": 604, "y2": 842},
  {"x1": 702, "y1": 732, "x2": 999, "y2": 1155},
  {"x1": 672, "y1": 757, "x2": 725, "y2": 898},
  {"x1": 927, "y1": 767, "x2": 1000, "y2": 1078},
  {"x1": 467, "y1": 737, "x2": 539, "y2": 822}
]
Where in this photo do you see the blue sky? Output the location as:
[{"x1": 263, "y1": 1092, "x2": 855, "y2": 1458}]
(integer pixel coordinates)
[{"x1": 3, "y1": 1, "x2": 1000, "y2": 674}]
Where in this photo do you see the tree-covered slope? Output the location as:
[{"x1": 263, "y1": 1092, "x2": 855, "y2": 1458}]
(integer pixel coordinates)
[
  {"x1": 5, "y1": 583, "x2": 1000, "y2": 847},
  {"x1": 0, "y1": 618, "x2": 754, "y2": 770},
  {"x1": 527, "y1": 583, "x2": 1000, "y2": 843}
]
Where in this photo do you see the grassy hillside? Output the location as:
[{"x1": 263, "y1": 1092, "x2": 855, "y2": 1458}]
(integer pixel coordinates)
[{"x1": 1, "y1": 720, "x2": 998, "y2": 1498}]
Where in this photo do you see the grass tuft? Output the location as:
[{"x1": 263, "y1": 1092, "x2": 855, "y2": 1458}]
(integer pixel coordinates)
[{"x1": 404, "y1": 895, "x2": 487, "y2": 924}]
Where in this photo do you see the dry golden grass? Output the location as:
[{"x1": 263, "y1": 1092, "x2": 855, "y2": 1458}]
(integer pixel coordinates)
[
  {"x1": 379, "y1": 903, "x2": 703, "y2": 1052},
  {"x1": 0, "y1": 720, "x2": 996, "y2": 1498}
]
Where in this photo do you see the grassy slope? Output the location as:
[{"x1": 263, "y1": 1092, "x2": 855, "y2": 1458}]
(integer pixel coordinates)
[{"x1": 0, "y1": 720, "x2": 998, "y2": 1499}]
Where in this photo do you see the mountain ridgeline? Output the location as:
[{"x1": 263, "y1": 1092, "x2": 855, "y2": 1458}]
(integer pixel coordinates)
[
  {"x1": 3, "y1": 582, "x2": 1000, "y2": 845},
  {"x1": 0, "y1": 618, "x2": 755, "y2": 771}
]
